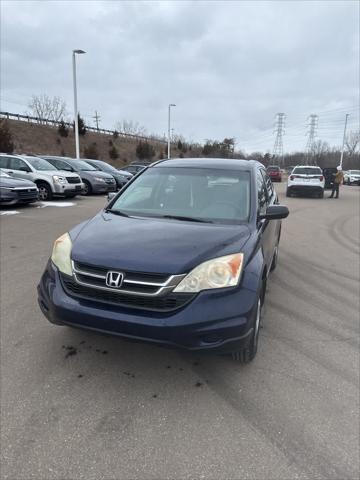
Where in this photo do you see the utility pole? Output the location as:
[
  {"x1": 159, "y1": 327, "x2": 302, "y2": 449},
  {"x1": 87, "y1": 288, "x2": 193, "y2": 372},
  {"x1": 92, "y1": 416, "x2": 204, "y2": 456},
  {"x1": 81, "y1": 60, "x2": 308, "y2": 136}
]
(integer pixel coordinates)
[
  {"x1": 305, "y1": 114, "x2": 318, "y2": 165},
  {"x1": 72, "y1": 49, "x2": 86, "y2": 159},
  {"x1": 167, "y1": 104, "x2": 176, "y2": 159},
  {"x1": 273, "y1": 113, "x2": 286, "y2": 166},
  {"x1": 93, "y1": 111, "x2": 101, "y2": 130},
  {"x1": 339, "y1": 114, "x2": 350, "y2": 168}
]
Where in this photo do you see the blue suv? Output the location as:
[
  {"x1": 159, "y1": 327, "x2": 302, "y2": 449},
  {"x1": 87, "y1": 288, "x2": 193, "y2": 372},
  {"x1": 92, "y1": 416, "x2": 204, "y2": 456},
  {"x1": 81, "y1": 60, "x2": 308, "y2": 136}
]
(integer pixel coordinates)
[{"x1": 38, "y1": 158, "x2": 289, "y2": 363}]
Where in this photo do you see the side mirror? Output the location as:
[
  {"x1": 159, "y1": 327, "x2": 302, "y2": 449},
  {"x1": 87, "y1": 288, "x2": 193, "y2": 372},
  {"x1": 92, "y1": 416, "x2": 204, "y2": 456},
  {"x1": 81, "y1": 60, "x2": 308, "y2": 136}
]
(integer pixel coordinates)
[
  {"x1": 260, "y1": 205, "x2": 289, "y2": 220},
  {"x1": 19, "y1": 166, "x2": 31, "y2": 172},
  {"x1": 107, "y1": 192, "x2": 116, "y2": 202}
]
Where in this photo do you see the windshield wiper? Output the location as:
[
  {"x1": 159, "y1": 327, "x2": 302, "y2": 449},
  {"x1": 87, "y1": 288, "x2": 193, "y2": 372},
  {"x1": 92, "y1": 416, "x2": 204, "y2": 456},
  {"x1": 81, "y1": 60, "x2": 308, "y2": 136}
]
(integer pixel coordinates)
[
  {"x1": 104, "y1": 208, "x2": 129, "y2": 217},
  {"x1": 159, "y1": 214, "x2": 211, "y2": 223}
]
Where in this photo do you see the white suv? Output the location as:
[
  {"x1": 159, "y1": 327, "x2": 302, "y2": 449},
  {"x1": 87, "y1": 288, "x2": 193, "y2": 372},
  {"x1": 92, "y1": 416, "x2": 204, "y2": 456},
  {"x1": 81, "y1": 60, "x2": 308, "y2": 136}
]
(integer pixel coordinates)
[
  {"x1": 343, "y1": 170, "x2": 360, "y2": 185},
  {"x1": 286, "y1": 166, "x2": 325, "y2": 198}
]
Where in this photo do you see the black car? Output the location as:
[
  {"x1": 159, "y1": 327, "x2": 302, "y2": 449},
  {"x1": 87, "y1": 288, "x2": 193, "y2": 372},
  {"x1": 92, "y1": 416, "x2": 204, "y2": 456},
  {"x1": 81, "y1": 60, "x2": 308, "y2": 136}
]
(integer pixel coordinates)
[
  {"x1": 322, "y1": 167, "x2": 337, "y2": 189},
  {"x1": 0, "y1": 169, "x2": 38, "y2": 206},
  {"x1": 84, "y1": 159, "x2": 133, "y2": 190},
  {"x1": 38, "y1": 158, "x2": 289, "y2": 363}
]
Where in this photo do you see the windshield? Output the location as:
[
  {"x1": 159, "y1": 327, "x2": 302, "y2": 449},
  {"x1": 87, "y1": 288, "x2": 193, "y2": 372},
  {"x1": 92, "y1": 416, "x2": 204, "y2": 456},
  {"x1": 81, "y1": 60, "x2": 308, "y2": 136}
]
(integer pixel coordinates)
[
  {"x1": 109, "y1": 167, "x2": 251, "y2": 224},
  {"x1": 70, "y1": 160, "x2": 97, "y2": 171},
  {"x1": 93, "y1": 161, "x2": 118, "y2": 174},
  {"x1": 25, "y1": 157, "x2": 57, "y2": 171},
  {"x1": 349, "y1": 170, "x2": 360, "y2": 174},
  {"x1": 293, "y1": 167, "x2": 322, "y2": 175}
]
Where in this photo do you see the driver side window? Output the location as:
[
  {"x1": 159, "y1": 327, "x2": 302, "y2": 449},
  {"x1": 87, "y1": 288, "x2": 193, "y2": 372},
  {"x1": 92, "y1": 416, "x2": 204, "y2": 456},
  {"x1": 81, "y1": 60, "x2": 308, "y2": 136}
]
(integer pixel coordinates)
[{"x1": 256, "y1": 170, "x2": 267, "y2": 215}]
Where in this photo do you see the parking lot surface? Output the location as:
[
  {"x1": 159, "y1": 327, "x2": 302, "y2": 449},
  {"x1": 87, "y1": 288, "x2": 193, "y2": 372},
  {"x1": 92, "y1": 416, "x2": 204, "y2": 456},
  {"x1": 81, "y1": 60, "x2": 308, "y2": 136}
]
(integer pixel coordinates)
[{"x1": 1, "y1": 184, "x2": 359, "y2": 480}]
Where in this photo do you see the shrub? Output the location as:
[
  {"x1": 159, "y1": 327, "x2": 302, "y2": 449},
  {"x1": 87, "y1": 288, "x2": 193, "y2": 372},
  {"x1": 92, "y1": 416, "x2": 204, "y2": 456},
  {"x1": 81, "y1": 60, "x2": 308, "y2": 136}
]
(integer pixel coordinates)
[
  {"x1": 136, "y1": 140, "x2": 155, "y2": 160},
  {"x1": 109, "y1": 145, "x2": 119, "y2": 160},
  {"x1": 58, "y1": 120, "x2": 69, "y2": 137},
  {"x1": 83, "y1": 142, "x2": 98, "y2": 159},
  {"x1": 73, "y1": 114, "x2": 86, "y2": 135},
  {"x1": 0, "y1": 120, "x2": 14, "y2": 153}
]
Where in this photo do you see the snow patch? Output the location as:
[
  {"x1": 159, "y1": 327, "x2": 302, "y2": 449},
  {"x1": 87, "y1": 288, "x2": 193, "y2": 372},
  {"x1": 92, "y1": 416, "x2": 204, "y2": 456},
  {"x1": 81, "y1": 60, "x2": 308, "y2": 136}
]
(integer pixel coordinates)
[
  {"x1": 37, "y1": 201, "x2": 76, "y2": 208},
  {"x1": 0, "y1": 211, "x2": 20, "y2": 216}
]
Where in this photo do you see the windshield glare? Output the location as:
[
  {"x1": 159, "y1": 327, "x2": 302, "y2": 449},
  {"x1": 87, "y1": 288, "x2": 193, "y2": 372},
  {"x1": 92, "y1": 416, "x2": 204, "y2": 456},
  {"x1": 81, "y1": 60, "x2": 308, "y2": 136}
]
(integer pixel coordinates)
[
  {"x1": 25, "y1": 157, "x2": 57, "y2": 171},
  {"x1": 110, "y1": 167, "x2": 250, "y2": 223},
  {"x1": 293, "y1": 167, "x2": 322, "y2": 175},
  {"x1": 71, "y1": 160, "x2": 97, "y2": 171}
]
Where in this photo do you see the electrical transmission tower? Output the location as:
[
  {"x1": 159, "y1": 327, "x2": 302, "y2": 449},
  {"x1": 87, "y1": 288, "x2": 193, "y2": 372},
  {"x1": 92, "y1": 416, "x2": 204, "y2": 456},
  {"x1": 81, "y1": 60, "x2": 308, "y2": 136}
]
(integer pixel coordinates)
[
  {"x1": 305, "y1": 114, "x2": 318, "y2": 165},
  {"x1": 93, "y1": 111, "x2": 101, "y2": 130},
  {"x1": 273, "y1": 113, "x2": 286, "y2": 166}
]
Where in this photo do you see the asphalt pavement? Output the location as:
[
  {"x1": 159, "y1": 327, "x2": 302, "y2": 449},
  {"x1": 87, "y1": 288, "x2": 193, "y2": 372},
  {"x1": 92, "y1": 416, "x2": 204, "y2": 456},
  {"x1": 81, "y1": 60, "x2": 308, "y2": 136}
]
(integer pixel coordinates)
[{"x1": 1, "y1": 184, "x2": 359, "y2": 480}]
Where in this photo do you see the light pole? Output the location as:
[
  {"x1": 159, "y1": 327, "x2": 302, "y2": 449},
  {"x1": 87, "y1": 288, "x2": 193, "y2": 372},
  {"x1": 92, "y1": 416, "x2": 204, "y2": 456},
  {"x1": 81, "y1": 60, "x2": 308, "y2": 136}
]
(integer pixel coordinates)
[
  {"x1": 339, "y1": 113, "x2": 350, "y2": 169},
  {"x1": 72, "y1": 49, "x2": 86, "y2": 159},
  {"x1": 168, "y1": 104, "x2": 176, "y2": 159}
]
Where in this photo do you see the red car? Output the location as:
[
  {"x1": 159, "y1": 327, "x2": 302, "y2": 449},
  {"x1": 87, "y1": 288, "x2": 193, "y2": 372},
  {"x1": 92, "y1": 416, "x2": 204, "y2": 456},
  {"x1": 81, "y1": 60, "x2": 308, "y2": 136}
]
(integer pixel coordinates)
[{"x1": 266, "y1": 166, "x2": 282, "y2": 182}]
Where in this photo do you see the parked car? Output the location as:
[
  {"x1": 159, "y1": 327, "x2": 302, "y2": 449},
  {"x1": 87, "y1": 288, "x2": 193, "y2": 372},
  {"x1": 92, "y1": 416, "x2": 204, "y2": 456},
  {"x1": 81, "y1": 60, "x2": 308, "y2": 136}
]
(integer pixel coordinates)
[
  {"x1": 0, "y1": 154, "x2": 83, "y2": 201},
  {"x1": 343, "y1": 169, "x2": 360, "y2": 185},
  {"x1": 322, "y1": 167, "x2": 338, "y2": 189},
  {"x1": 0, "y1": 169, "x2": 38, "y2": 206},
  {"x1": 122, "y1": 164, "x2": 146, "y2": 175},
  {"x1": 266, "y1": 165, "x2": 282, "y2": 182},
  {"x1": 38, "y1": 158, "x2": 289, "y2": 363},
  {"x1": 41, "y1": 156, "x2": 116, "y2": 195},
  {"x1": 287, "y1": 165, "x2": 325, "y2": 198},
  {"x1": 84, "y1": 159, "x2": 133, "y2": 190}
]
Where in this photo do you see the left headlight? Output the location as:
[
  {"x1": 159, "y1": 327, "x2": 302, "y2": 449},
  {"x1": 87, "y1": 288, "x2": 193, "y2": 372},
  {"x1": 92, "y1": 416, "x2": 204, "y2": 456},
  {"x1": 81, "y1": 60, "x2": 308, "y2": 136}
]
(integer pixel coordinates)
[
  {"x1": 52, "y1": 175, "x2": 67, "y2": 184},
  {"x1": 51, "y1": 232, "x2": 72, "y2": 275},
  {"x1": 94, "y1": 177, "x2": 106, "y2": 182},
  {"x1": 174, "y1": 253, "x2": 244, "y2": 293}
]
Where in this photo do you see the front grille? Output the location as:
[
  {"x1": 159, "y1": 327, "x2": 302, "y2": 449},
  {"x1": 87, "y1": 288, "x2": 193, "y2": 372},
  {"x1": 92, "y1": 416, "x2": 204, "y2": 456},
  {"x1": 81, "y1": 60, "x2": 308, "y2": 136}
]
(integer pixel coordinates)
[
  {"x1": 60, "y1": 274, "x2": 194, "y2": 312},
  {"x1": 66, "y1": 177, "x2": 81, "y2": 184},
  {"x1": 17, "y1": 189, "x2": 38, "y2": 199},
  {"x1": 74, "y1": 261, "x2": 169, "y2": 283}
]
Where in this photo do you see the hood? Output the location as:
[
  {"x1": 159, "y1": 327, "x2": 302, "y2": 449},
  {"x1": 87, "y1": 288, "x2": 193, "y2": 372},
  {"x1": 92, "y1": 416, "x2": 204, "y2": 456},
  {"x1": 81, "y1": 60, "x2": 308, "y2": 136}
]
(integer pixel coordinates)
[
  {"x1": 0, "y1": 176, "x2": 37, "y2": 188},
  {"x1": 70, "y1": 212, "x2": 251, "y2": 274}
]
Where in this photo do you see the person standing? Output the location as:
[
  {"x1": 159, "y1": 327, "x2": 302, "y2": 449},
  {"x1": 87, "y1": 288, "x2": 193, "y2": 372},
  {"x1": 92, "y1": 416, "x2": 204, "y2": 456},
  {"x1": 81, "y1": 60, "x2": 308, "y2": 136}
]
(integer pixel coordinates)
[{"x1": 329, "y1": 166, "x2": 344, "y2": 198}]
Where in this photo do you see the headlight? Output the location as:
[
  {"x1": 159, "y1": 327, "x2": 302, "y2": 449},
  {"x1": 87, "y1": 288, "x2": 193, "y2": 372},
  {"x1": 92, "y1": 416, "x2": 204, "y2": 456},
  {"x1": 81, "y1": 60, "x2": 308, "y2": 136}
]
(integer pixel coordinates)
[
  {"x1": 94, "y1": 177, "x2": 106, "y2": 182},
  {"x1": 51, "y1": 233, "x2": 72, "y2": 275},
  {"x1": 174, "y1": 253, "x2": 244, "y2": 293},
  {"x1": 53, "y1": 175, "x2": 67, "y2": 184}
]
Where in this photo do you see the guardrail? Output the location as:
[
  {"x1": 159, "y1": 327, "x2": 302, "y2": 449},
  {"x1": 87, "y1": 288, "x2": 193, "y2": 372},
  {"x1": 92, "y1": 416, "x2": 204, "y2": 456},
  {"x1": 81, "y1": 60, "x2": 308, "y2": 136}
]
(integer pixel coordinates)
[{"x1": 0, "y1": 111, "x2": 167, "y2": 144}]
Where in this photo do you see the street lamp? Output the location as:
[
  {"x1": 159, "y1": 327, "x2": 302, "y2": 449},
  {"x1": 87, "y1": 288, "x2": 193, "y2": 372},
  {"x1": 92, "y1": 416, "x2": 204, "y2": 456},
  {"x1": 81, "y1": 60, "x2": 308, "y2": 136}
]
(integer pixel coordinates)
[
  {"x1": 168, "y1": 103, "x2": 176, "y2": 159},
  {"x1": 72, "y1": 49, "x2": 86, "y2": 159},
  {"x1": 339, "y1": 113, "x2": 350, "y2": 169}
]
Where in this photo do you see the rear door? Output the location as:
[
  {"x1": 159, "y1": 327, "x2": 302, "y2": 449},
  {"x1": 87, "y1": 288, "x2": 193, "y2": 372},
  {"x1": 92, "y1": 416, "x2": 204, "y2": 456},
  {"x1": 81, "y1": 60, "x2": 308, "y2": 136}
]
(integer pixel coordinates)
[{"x1": 7, "y1": 157, "x2": 33, "y2": 180}]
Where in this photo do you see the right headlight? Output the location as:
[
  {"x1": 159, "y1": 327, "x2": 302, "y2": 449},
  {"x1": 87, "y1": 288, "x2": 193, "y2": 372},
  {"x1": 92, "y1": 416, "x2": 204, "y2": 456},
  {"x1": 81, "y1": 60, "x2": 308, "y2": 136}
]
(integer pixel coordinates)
[
  {"x1": 51, "y1": 232, "x2": 72, "y2": 276},
  {"x1": 173, "y1": 253, "x2": 244, "y2": 293}
]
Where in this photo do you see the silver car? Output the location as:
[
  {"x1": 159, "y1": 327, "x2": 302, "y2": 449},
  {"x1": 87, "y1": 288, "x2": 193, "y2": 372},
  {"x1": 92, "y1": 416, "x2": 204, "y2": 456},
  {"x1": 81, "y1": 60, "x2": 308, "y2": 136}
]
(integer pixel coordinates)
[{"x1": 0, "y1": 154, "x2": 83, "y2": 201}]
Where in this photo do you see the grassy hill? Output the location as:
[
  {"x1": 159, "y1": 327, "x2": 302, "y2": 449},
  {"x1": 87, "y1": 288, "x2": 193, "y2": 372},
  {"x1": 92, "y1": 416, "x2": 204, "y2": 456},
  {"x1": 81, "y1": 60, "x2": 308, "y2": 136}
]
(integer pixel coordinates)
[{"x1": 6, "y1": 119, "x2": 168, "y2": 168}]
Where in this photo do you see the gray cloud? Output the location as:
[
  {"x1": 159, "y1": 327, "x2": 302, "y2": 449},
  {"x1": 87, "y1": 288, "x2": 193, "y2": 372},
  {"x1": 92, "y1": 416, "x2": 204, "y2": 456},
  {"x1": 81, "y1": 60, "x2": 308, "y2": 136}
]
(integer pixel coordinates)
[{"x1": 1, "y1": 0, "x2": 358, "y2": 153}]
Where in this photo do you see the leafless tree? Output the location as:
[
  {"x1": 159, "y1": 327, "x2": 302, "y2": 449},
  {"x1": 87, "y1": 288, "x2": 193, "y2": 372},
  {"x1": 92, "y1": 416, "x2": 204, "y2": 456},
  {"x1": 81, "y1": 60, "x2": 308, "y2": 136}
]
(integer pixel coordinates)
[
  {"x1": 345, "y1": 130, "x2": 360, "y2": 156},
  {"x1": 27, "y1": 94, "x2": 67, "y2": 123},
  {"x1": 115, "y1": 120, "x2": 147, "y2": 137}
]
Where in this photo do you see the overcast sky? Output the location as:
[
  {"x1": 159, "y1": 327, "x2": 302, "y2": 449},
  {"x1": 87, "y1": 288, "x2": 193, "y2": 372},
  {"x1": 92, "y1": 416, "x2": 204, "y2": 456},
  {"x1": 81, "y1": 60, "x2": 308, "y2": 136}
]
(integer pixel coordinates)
[{"x1": 1, "y1": 0, "x2": 359, "y2": 153}]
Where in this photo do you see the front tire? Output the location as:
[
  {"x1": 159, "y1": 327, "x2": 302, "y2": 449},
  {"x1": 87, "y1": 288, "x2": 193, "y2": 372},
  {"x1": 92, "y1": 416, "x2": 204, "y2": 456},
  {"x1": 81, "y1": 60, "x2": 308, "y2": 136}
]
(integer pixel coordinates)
[
  {"x1": 82, "y1": 180, "x2": 92, "y2": 196},
  {"x1": 286, "y1": 188, "x2": 291, "y2": 197},
  {"x1": 232, "y1": 295, "x2": 262, "y2": 364},
  {"x1": 318, "y1": 190, "x2": 324, "y2": 198},
  {"x1": 37, "y1": 182, "x2": 52, "y2": 201}
]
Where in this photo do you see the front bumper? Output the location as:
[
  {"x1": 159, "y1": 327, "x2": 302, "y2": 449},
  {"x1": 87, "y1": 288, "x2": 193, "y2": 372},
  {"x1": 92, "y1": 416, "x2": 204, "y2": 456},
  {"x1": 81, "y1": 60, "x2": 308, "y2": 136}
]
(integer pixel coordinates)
[
  {"x1": 92, "y1": 182, "x2": 117, "y2": 193},
  {"x1": 38, "y1": 262, "x2": 257, "y2": 353},
  {"x1": 0, "y1": 190, "x2": 38, "y2": 205},
  {"x1": 53, "y1": 183, "x2": 84, "y2": 196}
]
